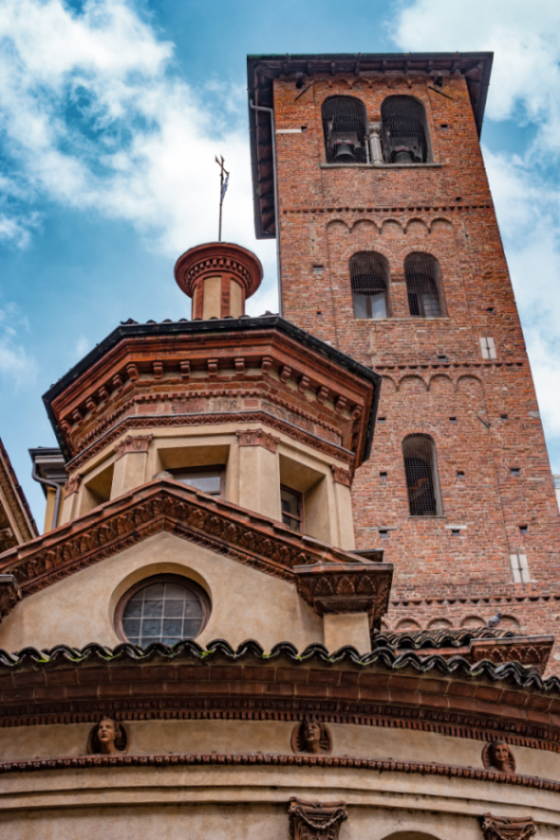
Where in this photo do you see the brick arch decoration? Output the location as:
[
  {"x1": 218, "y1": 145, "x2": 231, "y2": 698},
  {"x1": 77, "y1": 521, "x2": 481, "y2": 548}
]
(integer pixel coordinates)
[
  {"x1": 351, "y1": 218, "x2": 380, "y2": 235},
  {"x1": 429, "y1": 217, "x2": 454, "y2": 235},
  {"x1": 428, "y1": 373, "x2": 454, "y2": 398},
  {"x1": 398, "y1": 374, "x2": 429, "y2": 394},
  {"x1": 461, "y1": 615, "x2": 486, "y2": 628},
  {"x1": 427, "y1": 617, "x2": 453, "y2": 630},
  {"x1": 380, "y1": 219, "x2": 404, "y2": 236},
  {"x1": 404, "y1": 218, "x2": 430, "y2": 237},
  {"x1": 395, "y1": 618, "x2": 422, "y2": 632}
]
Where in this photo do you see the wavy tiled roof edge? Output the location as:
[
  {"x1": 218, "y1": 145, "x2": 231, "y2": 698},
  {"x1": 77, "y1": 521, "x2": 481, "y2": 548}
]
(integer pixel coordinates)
[{"x1": 0, "y1": 638, "x2": 558, "y2": 691}]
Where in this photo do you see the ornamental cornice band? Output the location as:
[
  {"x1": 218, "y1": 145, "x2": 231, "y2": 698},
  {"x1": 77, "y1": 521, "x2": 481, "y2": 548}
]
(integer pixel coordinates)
[{"x1": 294, "y1": 561, "x2": 392, "y2": 624}]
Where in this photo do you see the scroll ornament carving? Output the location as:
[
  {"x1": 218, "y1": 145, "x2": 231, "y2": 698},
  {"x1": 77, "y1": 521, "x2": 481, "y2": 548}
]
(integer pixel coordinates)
[
  {"x1": 289, "y1": 798, "x2": 347, "y2": 840},
  {"x1": 480, "y1": 815, "x2": 536, "y2": 840}
]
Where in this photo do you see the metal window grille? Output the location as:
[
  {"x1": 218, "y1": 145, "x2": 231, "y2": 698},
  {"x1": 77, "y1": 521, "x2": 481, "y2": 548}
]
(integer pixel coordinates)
[
  {"x1": 403, "y1": 435, "x2": 440, "y2": 516},
  {"x1": 122, "y1": 577, "x2": 207, "y2": 646},
  {"x1": 381, "y1": 96, "x2": 428, "y2": 163},
  {"x1": 281, "y1": 485, "x2": 303, "y2": 531},
  {"x1": 322, "y1": 96, "x2": 367, "y2": 163},
  {"x1": 405, "y1": 253, "x2": 442, "y2": 317},
  {"x1": 350, "y1": 252, "x2": 389, "y2": 319}
]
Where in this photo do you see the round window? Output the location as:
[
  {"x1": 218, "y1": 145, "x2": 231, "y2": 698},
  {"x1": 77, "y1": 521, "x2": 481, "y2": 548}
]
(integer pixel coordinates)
[{"x1": 117, "y1": 575, "x2": 210, "y2": 647}]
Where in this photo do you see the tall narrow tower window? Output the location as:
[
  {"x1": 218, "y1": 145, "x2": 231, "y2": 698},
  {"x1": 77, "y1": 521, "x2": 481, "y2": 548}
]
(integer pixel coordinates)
[
  {"x1": 403, "y1": 434, "x2": 441, "y2": 516},
  {"x1": 350, "y1": 252, "x2": 389, "y2": 319},
  {"x1": 322, "y1": 96, "x2": 367, "y2": 163},
  {"x1": 405, "y1": 252, "x2": 443, "y2": 317},
  {"x1": 381, "y1": 96, "x2": 429, "y2": 163}
]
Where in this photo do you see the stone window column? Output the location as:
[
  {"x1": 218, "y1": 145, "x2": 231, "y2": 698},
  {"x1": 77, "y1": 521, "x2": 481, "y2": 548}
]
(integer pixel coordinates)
[
  {"x1": 368, "y1": 121, "x2": 383, "y2": 164},
  {"x1": 112, "y1": 435, "x2": 153, "y2": 498},
  {"x1": 236, "y1": 430, "x2": 280, "y2": 520}
]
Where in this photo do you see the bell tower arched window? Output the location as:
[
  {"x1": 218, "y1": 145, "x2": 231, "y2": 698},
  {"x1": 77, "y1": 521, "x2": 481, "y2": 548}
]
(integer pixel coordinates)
[
  {"x1": 350, "y1": 252, "x2": 389, "y2": 319},
  {"x1": 381, "y1": 96, "x2": 429, "y2": 163},
  {"x1": 322, "y1": 96, "x2": 367, "y2": 163},
  {"x1": 405, "y1": 252, "x2": 443, "y2": 317},
  {"x1": 403, "y1": 434, "x2": 441, "y2": 516}
]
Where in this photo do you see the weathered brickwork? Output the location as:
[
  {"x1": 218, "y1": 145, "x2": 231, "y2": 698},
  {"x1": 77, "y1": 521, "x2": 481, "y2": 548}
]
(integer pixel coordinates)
[{"x1": 270, "y1": 72, "x2": 560, "y2": 643}]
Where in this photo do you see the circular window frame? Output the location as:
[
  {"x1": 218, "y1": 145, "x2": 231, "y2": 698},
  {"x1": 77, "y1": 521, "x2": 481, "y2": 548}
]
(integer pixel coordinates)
[{"x1": 115, "y1": 574, "x2": 211, "y2": 646}]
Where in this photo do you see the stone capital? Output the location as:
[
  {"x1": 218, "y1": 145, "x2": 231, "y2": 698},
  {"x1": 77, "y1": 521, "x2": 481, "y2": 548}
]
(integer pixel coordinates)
[
  {"x1": 115, "y1": 434, "x2": 153, "y2": 459},
  {"x1": 236, "y1": 429, "x2": 278, "y2": 453},
  {"x1": 330, "y1": 465, "x2": 352, "y2": 487},
  {"x1": 289, "y1": 798, "x2": 347, "y2": 840},
  {"x1": 480, "y1": 814, "x2": 536, "y2": 840}
]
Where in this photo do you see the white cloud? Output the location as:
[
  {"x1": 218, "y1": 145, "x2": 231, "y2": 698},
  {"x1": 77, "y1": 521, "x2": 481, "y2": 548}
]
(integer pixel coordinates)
[
  {"x1": 0, "y1": 0, "x2": 276, "y2": 292},
  {"x1": 394, "y1": 0, "x2": 560, "y2": 470},
  {"x1": 0, "y1": 303, "x2": 37, "y2": 384}
]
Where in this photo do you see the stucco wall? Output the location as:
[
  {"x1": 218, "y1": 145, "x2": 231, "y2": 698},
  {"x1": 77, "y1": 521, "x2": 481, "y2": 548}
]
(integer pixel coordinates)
[{"x1": 0, "y1": 532, "x2": 322, "y2": 651}]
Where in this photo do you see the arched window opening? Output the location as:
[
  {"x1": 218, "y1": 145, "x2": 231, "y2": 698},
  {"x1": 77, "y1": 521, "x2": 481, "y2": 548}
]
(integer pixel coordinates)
[
  {"x1": 322, "y1": 96, "x2": 368, "y2": 163},
  {"x1": 405, "y1": 252, "x2": 443, "y2": 317},
  {"x1": 350, "y1": 252, "x2": 389, "y2": 319},
  {"x1": 403, "y1": 434, "x2": 441, "y2": 516},
  {"x1": 381, "y1": 96, "x2": 429, "y2": 163}
]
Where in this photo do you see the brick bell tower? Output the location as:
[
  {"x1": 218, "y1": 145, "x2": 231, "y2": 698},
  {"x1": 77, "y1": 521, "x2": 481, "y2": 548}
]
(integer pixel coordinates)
[{"x1": 248, "y1": 53, "x2": 560, "y2": 645}]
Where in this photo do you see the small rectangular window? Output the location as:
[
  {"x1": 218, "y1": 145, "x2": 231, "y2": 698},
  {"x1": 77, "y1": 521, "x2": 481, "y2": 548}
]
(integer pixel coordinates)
[
  {"x1": 480, "y1": 336, "x2": 497, "y2": 360},
  {"x1": 510, "y1": 553, "x2": 531, "y2": 583},
  {"x1": 281, "y1": 485, "x2": 303, "y2": 532},
  {"x1": 170, "y1": 466, "x2": 224, "y2": 496}
]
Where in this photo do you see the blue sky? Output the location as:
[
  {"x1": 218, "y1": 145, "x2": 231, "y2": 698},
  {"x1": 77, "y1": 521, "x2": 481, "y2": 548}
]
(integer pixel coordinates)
[{"x1": 0, "y1": 0, "x2": 559, "y2": 524}]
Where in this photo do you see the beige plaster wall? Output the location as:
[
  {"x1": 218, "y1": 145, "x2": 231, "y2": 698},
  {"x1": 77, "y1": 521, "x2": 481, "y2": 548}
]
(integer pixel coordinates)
[
  {"x1": 2, "y1": 767, "x2": 560, "y2": 838},
  {"x1": 0, "y1": 532, "x2": 322, "y2": 651}
]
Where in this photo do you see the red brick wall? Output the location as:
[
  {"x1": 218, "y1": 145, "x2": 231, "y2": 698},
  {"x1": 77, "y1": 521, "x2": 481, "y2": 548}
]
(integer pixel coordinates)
[{"x1": 271, "y1": 73, "x2": 560, "y2": 646}]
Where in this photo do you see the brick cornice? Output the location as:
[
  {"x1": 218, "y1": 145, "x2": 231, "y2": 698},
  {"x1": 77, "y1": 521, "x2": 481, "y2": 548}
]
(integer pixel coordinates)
[
  {"x1": 0, "y1": 752, "x2": 558, "y2": 798},
  {"x1": 1, "y1": 639, "x2": 560, "y2": 748}
]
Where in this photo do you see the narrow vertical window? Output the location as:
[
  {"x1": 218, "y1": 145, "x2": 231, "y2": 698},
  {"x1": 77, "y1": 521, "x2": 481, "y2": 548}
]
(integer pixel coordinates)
[
  {"x1": 480, "y1": 336, "x2": 497, "y2": 360},
  {"x1": 381, "y1": 96, "x2": 429, "y2": 163},
  {"x1": 322, "y1": 96, "x2": 367, "y2": 163},
  {"x1": 350, "y1": 252, "x2": 389, "y2": 319},
  {"x1": 405, "y1": 252, "x2": 443, "y2": 317},
  {"x1": 281, "y1": 485, "x2": 303, "y2": 532},
  {"x1": 403, "y1": 434, "x2": 441, "y2": 516}
]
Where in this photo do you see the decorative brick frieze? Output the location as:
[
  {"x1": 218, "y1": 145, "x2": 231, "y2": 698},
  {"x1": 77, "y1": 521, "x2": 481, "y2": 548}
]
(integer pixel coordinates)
[
  {"x1": 0, "y1": 752, "x2": 558, "y2": 797},
  {"x1": 480, "y1": 815, "x2": 536, "y2": 840}
]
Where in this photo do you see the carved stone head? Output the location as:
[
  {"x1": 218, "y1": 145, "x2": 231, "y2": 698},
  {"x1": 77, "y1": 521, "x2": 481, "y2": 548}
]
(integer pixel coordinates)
[
  {"x1": 89, "y1": 717, "x2": 127, "y2": 755},
  {"x1": 292, "y1": 719, "x2": 332, "y2": 754},
  {"x1": 482, "y1": 741, "x2": 515, "y2": 773}
]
